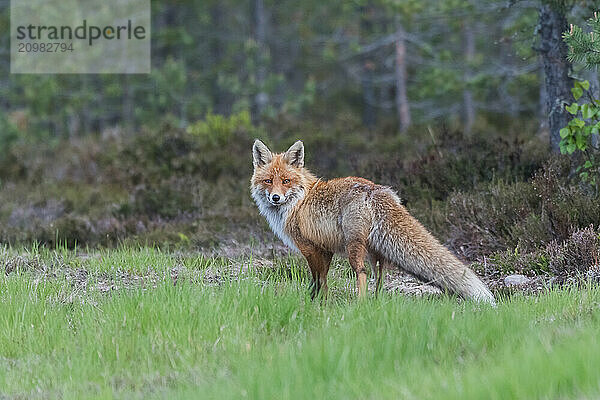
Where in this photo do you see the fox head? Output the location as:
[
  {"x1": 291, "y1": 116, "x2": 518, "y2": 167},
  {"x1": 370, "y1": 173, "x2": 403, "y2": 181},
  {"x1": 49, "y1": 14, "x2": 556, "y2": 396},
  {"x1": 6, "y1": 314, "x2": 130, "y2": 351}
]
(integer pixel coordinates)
[{"x1": 251, "y1": 139, "x2": 314, "y2": 209}]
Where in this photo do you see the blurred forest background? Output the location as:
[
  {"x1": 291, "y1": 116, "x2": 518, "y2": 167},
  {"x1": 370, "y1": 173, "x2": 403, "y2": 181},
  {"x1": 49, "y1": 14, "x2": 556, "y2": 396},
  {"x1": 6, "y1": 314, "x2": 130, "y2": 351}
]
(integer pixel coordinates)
[{"x1": 1, "y1": 0, "x2": 600, "y2": 277}]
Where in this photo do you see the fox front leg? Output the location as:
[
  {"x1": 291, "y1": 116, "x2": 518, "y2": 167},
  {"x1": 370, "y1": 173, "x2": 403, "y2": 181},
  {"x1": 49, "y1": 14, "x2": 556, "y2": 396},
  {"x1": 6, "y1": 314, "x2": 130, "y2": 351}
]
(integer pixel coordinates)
[
  {"x1": 299, "y1": 245, "x2": 332, "y2": 300},
  {"x1": 308, "y1": 268, "x2": 318, "y2": 299}
]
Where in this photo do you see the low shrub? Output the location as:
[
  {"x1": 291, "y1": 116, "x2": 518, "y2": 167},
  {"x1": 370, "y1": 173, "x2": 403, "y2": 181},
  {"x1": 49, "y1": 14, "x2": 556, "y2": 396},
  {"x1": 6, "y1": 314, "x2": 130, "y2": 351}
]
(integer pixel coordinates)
[
  {"x1": 474, "y1": 225, "x2": 600, "y2": 279},
  {"x1": 483, "y1": 248, "x2": 550, "y2": 276},
  {"x1": 546, "y1": 225, "x2": 600, "y2": 276},
  {"x1": 1, "y1": 110, "x2": 598, "y2": 273},
  {"x1": 115, "y1": 112, "x2": 261, "y2": 185},
  {"x1": 119, "y1": 178, "x2": 198, "y2": 219},
  {"x1": 419, "y1": 158, "x2": 600, "y2": 263},
  {"x1": 357, "y1": 127, "x2": 546, "y2": 202}
]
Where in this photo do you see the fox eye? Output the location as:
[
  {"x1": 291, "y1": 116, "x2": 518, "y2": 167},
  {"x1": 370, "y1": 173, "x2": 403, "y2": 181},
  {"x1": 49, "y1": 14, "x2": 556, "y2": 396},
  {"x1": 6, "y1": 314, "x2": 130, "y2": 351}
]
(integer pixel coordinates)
[
  {"x1": 282, "y1": 178, "x2": 291, "y2": 184},
  {"x1": 264, "y1": 179, "x2": 272, "y2": 184}
]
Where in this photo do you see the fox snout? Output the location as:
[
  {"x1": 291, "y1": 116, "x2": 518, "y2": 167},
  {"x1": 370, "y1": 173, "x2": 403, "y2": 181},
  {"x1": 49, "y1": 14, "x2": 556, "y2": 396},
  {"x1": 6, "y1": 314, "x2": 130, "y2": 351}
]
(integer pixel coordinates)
[{"x1": 266, "y1": 190, "x2": 286, "y2": 205}]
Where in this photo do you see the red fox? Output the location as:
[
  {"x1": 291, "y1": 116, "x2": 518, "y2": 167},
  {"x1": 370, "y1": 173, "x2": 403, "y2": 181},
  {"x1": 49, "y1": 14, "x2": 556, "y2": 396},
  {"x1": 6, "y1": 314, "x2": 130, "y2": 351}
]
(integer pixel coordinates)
[{"x1": 251, "y1": 140, "x2": 495, "y2": 305}]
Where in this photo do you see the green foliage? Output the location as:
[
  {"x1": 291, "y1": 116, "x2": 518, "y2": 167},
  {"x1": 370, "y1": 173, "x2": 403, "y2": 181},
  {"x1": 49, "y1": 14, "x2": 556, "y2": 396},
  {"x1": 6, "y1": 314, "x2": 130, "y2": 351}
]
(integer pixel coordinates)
[
  {"x1": 187, "y1": 110, "x2": 255, "y2": 146},
  {"x1": 559, "y1": 79, "x2": 600, "y2": 188},
  {"x1": 281, "y1": 78, "x2": 317, "y2": 115},
  {"x1": 0, "y1": 112, "x2": 20, "y2": 162},
  {"x1": 107, "y1": 112, "x2": 262, "y2": 217},
  {"x1": 112, "y1": 111, "x2": 261, "y2": 187},
  {"x1": 563, "y1": 13, "x2": 600, "y2": 68}
]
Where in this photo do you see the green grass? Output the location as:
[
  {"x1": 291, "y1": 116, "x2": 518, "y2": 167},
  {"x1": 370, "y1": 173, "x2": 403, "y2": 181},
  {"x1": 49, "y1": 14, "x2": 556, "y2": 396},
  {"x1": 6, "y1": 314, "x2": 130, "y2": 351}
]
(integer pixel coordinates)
[{"x1": 1, "y1": 246, "x2": 599, "y2": 399}]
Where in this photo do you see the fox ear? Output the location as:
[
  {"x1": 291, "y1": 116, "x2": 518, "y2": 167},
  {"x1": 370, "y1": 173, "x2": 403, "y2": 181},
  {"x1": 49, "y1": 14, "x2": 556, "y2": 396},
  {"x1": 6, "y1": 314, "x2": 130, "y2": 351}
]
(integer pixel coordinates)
[
  {"x1": 283, "y1": 140, "x2": 304, "y2": 168},
  {"x1": 253, "y1": 139, "x2": 273, "y2": 167}
]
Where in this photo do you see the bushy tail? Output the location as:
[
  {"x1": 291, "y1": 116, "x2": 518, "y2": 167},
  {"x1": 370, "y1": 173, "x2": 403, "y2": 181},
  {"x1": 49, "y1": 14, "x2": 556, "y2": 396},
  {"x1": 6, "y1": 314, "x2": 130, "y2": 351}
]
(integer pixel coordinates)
[{"x1": 369, "y1": 207, "x2": 495, "y2": 305}]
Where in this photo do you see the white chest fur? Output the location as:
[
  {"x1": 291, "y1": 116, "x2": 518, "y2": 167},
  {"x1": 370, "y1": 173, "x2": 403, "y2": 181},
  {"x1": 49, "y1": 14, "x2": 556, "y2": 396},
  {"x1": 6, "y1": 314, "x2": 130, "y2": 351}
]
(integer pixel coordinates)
[{"x1": 251, "y1": 189, "x2": 299, "y2": 252}]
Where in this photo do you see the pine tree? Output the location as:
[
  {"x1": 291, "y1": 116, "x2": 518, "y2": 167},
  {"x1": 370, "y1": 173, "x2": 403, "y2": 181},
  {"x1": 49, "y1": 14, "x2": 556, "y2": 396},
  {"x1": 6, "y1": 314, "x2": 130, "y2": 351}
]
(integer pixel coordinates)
[{"x1": 563, "y1": 13, "x2": 600, "y2": 68}]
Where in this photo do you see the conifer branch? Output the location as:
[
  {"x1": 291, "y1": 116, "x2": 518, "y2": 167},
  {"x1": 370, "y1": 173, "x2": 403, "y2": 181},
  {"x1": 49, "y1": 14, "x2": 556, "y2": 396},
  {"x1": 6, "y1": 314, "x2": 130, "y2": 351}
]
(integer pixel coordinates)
[{"x1": 563, "y1": 13, "x2": 600, "y2": 68}]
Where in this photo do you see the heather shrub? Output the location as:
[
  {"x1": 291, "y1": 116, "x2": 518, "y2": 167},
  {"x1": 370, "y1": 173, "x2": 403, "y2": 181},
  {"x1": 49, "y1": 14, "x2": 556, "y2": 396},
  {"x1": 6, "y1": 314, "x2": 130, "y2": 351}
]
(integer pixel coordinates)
[
  {"x1": 441, "y1": 180, "x2": 539, "y2": 258},
  {"x1": 546, "y1": 225, "x2": 600, "y2": 276},
  {"x1": 419, "y1": 158, "x2": 600, "y2": 260},
  {"x1": 530, "y1": 158, "x2": 600, "y2": 240},
  {"x1": 95, "y1": 112, "x2": 262, "y2": 189},
  {"x1": 484, "y1": 248, "x2": 550, "y2": 276},
  {"x1": 475, "y1": 225, "x2": 600, "y2": 279},
  {"x1": 119, "y1": 178, "x2": 198, "y2": 218},
  {"x1": 1, "y1": 109, "x2": 597, "y2": 266},
  {"x1": 357, "y1": 128, "x2": 546, "y2": 202}
]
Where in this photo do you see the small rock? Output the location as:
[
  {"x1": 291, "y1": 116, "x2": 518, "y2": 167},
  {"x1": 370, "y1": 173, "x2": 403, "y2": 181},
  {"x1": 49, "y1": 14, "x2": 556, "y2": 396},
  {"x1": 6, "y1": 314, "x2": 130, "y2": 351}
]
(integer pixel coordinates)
[{"x1": 504, "y1": 274, "x2": 530, "y2": 286}]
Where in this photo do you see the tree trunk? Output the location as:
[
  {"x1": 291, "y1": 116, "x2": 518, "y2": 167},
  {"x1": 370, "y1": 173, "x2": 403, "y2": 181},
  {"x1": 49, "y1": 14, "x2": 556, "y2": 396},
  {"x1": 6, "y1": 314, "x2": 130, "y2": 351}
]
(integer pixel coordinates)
[
  {"x1": 539, "y1": 65, "x2": 548, "y2": 133},
  {"x1": 538, "y1": 3, "x2": 572, "y2": 153},
  {"x1": 360, "y1": 6, "x2": 376, "y2": 127},
  {"x1": 210, "y1": 4, "x2": 228, "y2": 115},
  {"x1": 462, "y1": 23, "x2": 476, "y2": 134},
  {"x1": 361, "y1": 62, "x2": 376, "y2": 127},
  {"x1": 253, "y1": 0, "x2": 268, "y2": 120},
  {"x1": 394, "y1": 21, "x2": 411, "y2": 133},
  {"x1": 81, "y1": 76, "x2": 90, "y2": 136},
  {"x1": 122, "y1": 75, "x2": 133, "y2": 131}
]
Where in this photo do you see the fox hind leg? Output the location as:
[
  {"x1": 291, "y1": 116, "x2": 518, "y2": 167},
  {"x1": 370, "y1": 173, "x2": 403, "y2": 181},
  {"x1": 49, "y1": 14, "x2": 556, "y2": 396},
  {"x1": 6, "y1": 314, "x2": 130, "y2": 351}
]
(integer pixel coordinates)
[
  {"x1": 348, "y1": 241, "x2": 368, "y2": 298},
  {"x1": 368, "y1": 254, "x2": 387, "y2": 296},
  {"x1": 375, "y1": 258, "x2": 391, "y2": 296}
]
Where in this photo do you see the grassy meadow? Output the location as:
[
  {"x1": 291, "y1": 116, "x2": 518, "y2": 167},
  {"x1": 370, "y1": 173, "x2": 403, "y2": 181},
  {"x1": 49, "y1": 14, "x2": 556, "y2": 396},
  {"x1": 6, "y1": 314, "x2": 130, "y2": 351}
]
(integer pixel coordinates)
[
  {"x1": 3, "y1": 1, "x2": 600, "y2": 398},
  {"x1": 1, "y1": 246, "x2": 600, "y2": 399}
]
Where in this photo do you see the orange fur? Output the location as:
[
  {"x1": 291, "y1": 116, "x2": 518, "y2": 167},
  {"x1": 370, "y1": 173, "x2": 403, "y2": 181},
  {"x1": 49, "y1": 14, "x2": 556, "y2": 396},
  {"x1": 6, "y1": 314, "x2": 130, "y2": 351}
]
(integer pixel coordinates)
[{"x1": 251, "y1": 140, "x2": 495, "y2": 304}]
